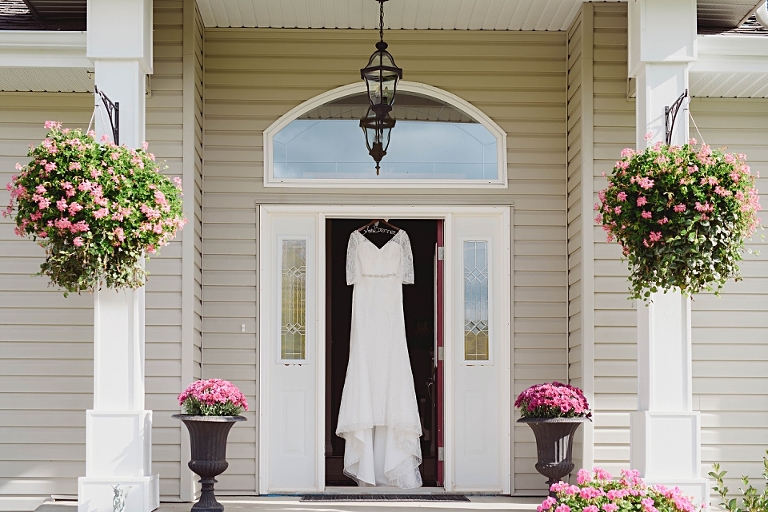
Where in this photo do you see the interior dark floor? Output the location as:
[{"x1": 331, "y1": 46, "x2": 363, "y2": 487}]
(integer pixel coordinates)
[{"x1": 325, "y1": 218, "x2": 439, "y2": 487}]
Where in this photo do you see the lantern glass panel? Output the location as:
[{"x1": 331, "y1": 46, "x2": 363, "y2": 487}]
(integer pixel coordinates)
[{"x1": 363, "y1": 50, "x2": 400, "y2": 109}]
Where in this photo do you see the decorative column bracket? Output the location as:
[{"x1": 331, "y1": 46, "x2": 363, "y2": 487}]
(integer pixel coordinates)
[
  {"x1": 664, "y1": 89, "x2": 688, "y2": 146},
  {"x1": 95, "y1": 85, "x2": 120, "y2": 145}
]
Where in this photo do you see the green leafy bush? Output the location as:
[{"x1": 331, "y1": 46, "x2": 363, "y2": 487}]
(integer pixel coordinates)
[{"x1": 709, "y1": 451, "x2": 768, "y2": 512}]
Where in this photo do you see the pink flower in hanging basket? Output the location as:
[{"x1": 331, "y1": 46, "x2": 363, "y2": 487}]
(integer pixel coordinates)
[{"x1": 4, "y1": 121, "x2": 186, "y2": 296}]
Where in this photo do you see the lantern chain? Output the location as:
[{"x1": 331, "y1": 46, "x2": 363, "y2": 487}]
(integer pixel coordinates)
[{"x1": 379, "y1": 0, "x2": 384, "y2": 42}]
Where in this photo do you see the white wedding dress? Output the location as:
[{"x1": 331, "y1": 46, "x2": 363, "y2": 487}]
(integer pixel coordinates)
[{"x1": 336, "y1": 229, "x2": 423, "y2": 489}]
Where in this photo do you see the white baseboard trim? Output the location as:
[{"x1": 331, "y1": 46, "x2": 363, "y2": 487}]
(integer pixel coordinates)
[{"x1": 0, "y1": 497, "x2": 47, "y2": 512}]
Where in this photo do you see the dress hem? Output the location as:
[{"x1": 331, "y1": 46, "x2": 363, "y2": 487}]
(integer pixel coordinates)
[{"x1": 337, "y1": 425, "x2": 423, "y2": 489}]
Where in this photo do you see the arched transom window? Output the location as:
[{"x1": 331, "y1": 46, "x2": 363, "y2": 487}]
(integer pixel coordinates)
[{"x1": 264, "y1": 82, "x2": 507, "y2": 187}]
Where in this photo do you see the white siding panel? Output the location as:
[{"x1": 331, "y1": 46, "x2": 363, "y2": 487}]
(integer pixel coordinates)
[
  {"x1": 688, "y1": 97, "x2": 768, "y2": 494},
  {"x1": 203, "y1": 28, "x2": 568, "y2": 495}
]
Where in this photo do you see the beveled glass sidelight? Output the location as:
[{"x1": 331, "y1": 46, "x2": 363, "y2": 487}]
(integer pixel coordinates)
[
  {"x1": 463, "y1": 241, "x2": 489, "y2": 361},
  {"x1": 280, "y1": 239, "x2": 307, "y2": 360}
]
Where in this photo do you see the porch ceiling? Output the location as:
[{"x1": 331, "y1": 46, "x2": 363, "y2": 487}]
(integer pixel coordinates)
[
  {"x1": 0, "y1": 66, "x2": 92, "y2": 92},
  {"x1": 697, "y1": 0, "x2": 765, "y2": 33},
  {"x1": 24, "y1": 0, "x2": 87, "y2": 21},
  {"x1": 195, "y1": 0, "x2": 621, "y2": 31}
]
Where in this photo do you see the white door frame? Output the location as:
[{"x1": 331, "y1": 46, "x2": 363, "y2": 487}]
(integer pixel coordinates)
[{"x1": 258, "y1": 204, "x2": 513, "y2": 494}]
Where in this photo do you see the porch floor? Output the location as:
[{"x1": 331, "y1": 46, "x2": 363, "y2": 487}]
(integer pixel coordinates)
[
  {"x1": 37, "y1": 496, "x2": 542, "y2": 512},
  {"x1": 157, "y1": 496, "x2": 542, "y2": 512}
]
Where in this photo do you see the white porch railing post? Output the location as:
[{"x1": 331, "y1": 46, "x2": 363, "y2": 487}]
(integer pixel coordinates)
[
  {"x1": 627, "y1": 0, "x2": 709, "y2": 505},
  {"x1": 78, "y1": 1, "x2": 159, "y2": 511}
]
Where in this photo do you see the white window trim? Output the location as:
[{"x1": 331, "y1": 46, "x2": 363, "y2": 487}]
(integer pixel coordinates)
[
  {"x1": 258, "y1": 205, "x2": 512, "y2": 494},
  {"x1": 263, "y1": 81, "x2": 508, "y2": 188},
  {"x1": 0, "y1": 31, "x2": 91, "y2": 68}
]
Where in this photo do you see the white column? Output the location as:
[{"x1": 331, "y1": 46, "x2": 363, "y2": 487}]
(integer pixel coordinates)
[
  {"x1": 78, "y1": 1, "x2": 158, "y2": 511},
  {"x1": 627, "y1": 0, "x2": 709, "y2": 505}
]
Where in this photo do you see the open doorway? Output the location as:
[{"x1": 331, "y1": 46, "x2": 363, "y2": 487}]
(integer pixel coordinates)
[{"x1": 325, "y1": 219, "x2": 440, "y2": 487}]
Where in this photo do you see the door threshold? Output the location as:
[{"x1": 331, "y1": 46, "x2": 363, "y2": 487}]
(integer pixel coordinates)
[{"x1": 323, "y1": 486, "x2": 446, "y2": 494}]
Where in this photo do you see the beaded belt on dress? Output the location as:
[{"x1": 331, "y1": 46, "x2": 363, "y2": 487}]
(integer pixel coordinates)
[{"x1": 361, "y1": 273, "x2": 398, "y2": 278}]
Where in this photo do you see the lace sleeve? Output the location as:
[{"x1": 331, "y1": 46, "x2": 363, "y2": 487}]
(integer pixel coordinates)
[
  {"x1": 399, "y1": 231, "x2": 415, "y2": 285},
  {"x1": 346, "y1": 232, "x2": 359, "y2": 286}
]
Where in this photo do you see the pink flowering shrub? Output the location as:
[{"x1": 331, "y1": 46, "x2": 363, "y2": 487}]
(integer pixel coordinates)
[
  {"x1": 3, "y1": 122, "x2": 186, "y2": 296},
  {"x1": 597, "y1": 140, "x2": 762, "y2": 302},
  {"x1": 515, "y1": 382, "x2": 591, "y2": 419},
  {"x1": 178, "y1": 379, "x2": 249, "y2": 416},
  {"x1": 539, "y1": 468, "x2": 699, "y2": 512}
]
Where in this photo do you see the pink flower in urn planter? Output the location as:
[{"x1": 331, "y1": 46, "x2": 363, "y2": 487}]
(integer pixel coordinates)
[
  {"x1": 515, "y1": 382, "x2": 591, "y2": 419},
  {"x1": 517, "y1": 383, "x2": 592, "y2": 494},
  {"x1": 178, "y1": 378, "x2": 249, "y2": 416},
  {"x1": 175, "y1": 379, "x2": 248, "y2": 511}
]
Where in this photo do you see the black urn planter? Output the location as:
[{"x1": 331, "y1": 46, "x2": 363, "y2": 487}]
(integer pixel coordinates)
[
  {"x1": 517, "y1": 417, "x2": 590, "y2": 497},
  {"x1": 174, "y1": 415, "x2": 246, "y2": 512}
]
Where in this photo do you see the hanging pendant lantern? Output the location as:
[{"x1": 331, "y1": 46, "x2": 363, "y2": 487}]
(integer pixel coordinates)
[
  {"x1": 360, "y1": 107, "x2": 395, "y2": 175},
  {"x1": 361, "y1": 0, "x2": 402, "y2": 118}
]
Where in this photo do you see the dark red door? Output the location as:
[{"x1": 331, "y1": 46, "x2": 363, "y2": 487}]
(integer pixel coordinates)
[{"x1": 436, "y1": 220, "x2": 445, "y2": 486}]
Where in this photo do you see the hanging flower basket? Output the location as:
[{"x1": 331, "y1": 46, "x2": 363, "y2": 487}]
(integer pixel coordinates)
[
  {"x1": 596, "y1": 139, "x2": 762, "y2": 302},
  {"x1": 3, "y1": 121, "x2": 186, "y2": 296}
]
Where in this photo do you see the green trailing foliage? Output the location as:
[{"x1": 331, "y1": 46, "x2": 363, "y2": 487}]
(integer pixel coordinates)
[
  {"x1": 596, "y1": 140, "x2": 762, "y2": 303},
  {"x1": 709, "y1": 451, "x2": 768, "y2": 512},
  {"x1": 4, "y1": 122, "x2": 186, "y2": 296}
]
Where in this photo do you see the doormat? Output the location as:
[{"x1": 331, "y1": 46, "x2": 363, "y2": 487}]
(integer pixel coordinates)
[{"x1": 301, "y1": 494, "x2": 470, "y2": 502}]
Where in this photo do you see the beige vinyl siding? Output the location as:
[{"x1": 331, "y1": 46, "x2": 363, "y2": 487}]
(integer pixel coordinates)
[
  {"x1": 588, "y1": 2, "x2": 638, "y2": 476},
  {"x1": 587, "y1": 3, "x2": 768, "y2": 494},
  {"x1": 0, "y1": 95, "x2": 93, "y2": 497},
  {"x1": 566, "y1": 4, "x2": 597, "y2": 476},
  {"x1": 193, "y1": 5, "x2": 204, "y2": 382},
  {"x1": 687, "y1": 97, "x2": 768, "y2": 492},
  {"x1": 180, "y1": 0, "x2": 205, "y2": 500},
  {"x1": 149, "y1": 0, "x2": 186, "y2": 499},
  {"x1": 566, "y1": 9, "x2": 584, "y2": 476},
  {"x1": 0, "y1": 0, "x2": 187, "y2": 500},
  {"x1": 202, "y1": 28, "x2": 568, "y2": 495},
  {"x1": 567, "y1": 8, "x2": 585, "y2": 400}
]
